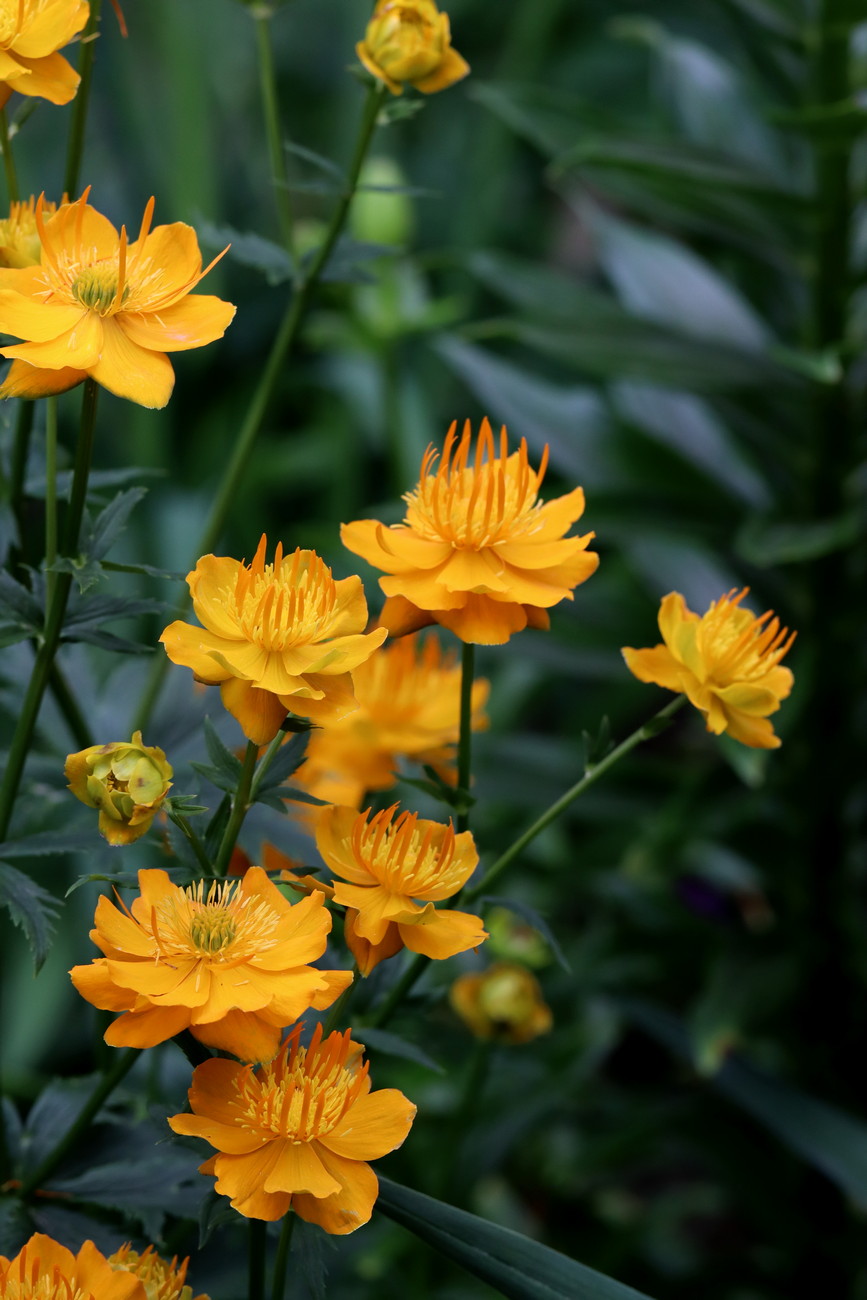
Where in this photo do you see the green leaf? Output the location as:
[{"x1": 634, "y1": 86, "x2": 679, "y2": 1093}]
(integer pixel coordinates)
[
  {"x1": 198, "y1": 219, "x2": 293, "y2": 286},
  {"x1": 253, "y1": 731, "x2": 310, "y2": 800},
  {"x1": 629, "y1": 1001, "x2": 867, "y2": 1205},
  {"x1": 0, "y1": 862, "x2": 62, "y2": 973},
  {"x1": 0, "y1": 829, "x2": 96, "y2": 858},
  {"x1": 85, "y1": 486, "x2": 148, "y2": 561},
  {"x1": 192, "y1": 717, "x2": 244, "y2": 793},
  {"x1": 376, "y1": 1178, "x2": 656, "y2": 1299},
  {"x1": 736, "y1": 512, "x2": 862, "y2": 566},
  {"x1": 205, "y1": 793, "x2": 232, "y2": 860},
  {"x1": 0, "y1": 570, "x2": 42, "y2": 632},
  {"x1": 354, "y1": 1026, "x2": 445, "y2": 1073},
  {"x1": 469, "y1": 81, "x2": 633, "y2": 158}
]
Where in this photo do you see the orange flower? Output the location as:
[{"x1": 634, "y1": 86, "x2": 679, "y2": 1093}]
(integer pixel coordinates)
[
  {"x1": 0, "y1": 191, "x2": 235, "y2": 407},
  {"x1": 0, "y1": 0, "x2": 89, "y2": 108},
  {"x1": 65, "y1": 731, "x2": 173, "y2": 846},
  {"x1": 622, "y1": 588, "x2": 795, "y2": 749},
  {"x1": 108, "y1": 1244, "x2": 209, "y2": 1300},
  {"x1": 0, "y1": 1234, "x2": 145, "y2": 1300},
  {"x1": 70, "y1": 867, "x2": 352, "y2": 1062},
  {"x1": 357, "y1": 0, "x2": 469, "y2": 96},
  {"x1": 316, "y1": 803, "x2": 486, "y2": 975},
  {"x1": 341, "y1": 418, "x2": 599, "y2": 645},
  {"x1": 161, "y1": 536, "x2": 387, "y2": 746},
  {"x1": 0, "y1": 195, "x2": 61, "y2": 268},
  {"x1": 450, "y1": 963, "x2": 552, "y2": 1044},
  {"x1": 168, "y1": 1024, "x2": 416, "y2": 1230},
  {"x1": 287, "y1": 632, "x2": 489, "y2": 814}
]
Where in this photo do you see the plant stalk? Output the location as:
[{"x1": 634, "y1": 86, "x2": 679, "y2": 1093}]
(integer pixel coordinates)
[
  {"x1": 270, "y1": 1213, "x2": 295, "y2": 1300},
  {"x1": 0, "y1": 108, "x2": 18, "y2": 203},
  {"x1": 213, "y1": 739, "x2": 259, "y2": 877},
  {"x1": 254, "y1": 8, "x2": 295, "y2": 260},
  {"x1": 456, "y1": 642, "x2": 475, "y2": 835},
  {"x1": 64, "y1": 0, "x2": 102, "y2": 197},
  {"x1": 249, "y1": 1219, "x2": 267, "y2": 1300}
]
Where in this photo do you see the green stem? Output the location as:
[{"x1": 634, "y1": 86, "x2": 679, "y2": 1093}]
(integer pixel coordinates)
[
  {"x1": 19, "y1": 1046, "x2": 137, "y2": 1197},
  {"x1": 249, "y1": 1219, "x2": 267, "y2": 1300},
  {"x1": 367, "y1": 951, "x2": 428, "y2": 1029},
  {"x1": 213, "y1": 740, "x2": 259, "y2": 877},
  {"x1": 64, "y1": 0, "x2": 102, "y2": 197},
  {"x1": 48, "y1": 663, "x2": 94, "y2": 749},
  {"x1": 8, "y1": 399, "x2": 34, "y2": 568},
  {"x1": 322, "y1": 966, "x2": 359, "y2": 1035},
  {"x1": 44, "y1": 397, "x2": 58, "y2": 613},
  {"x1": 456, "y1": 642, "x2": 475, "y2": 835},
  {"x1": 254, "y1": 8, "x2": 295, "y2": 260},
  {"x1": 465, "y1": 695, "x2": 686, "y2": 903},
  {"x1": 0, "y1": 108, "x2": 18, "y2": 203},
  {"x1": 131, "y1": 84, "x2": 386, "y2": 734},
  {"x1": 168, "y1": 811, "x2": 213, "y2": 873},
  {"x1": 0, "y1": 381, "x2": 99, "y2": 842},
  {"x1": 249, "y1": 728, "x2": 286, "y2": 802},
  {"x1": 270, "y1": 1213, "x2": 295, "y2": 1300}
]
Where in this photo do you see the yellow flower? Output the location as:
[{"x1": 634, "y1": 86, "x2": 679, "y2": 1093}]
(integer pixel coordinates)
[
  {"x1": 357, "y1": 0, "x2": 469, "y2": 96},
  {"x1": 0, "y1": 1234, "x2": 146, "y2": 1300},
  {"x1": 70, "y1": 867, "x2": 353, "y2": 1062},
  {"x1": 161, "y1": 536, "x2": 388, "y2": 746},
  {"x1": 65, "y1": 731, "x2": 173, "y2": 846},
  {"x1": 450, "y1": 963, "x2": 552, "y2": 1044},
  {"x1": 0, "y1": 195, "x2": 61, "y2": 268},
  {"x1": 0, "y1": 190, "x2": 235, "y2": 407},
  {"x1": 168, "y1": 1024, "x2": 416, "y2": 1231},
  {"x1": 316, "y1": 803, "x2": 487, "y2": 976},
  {"x1": 0, "y1": 0, "x2": 89, "y2": 108},
  {"x1": 108, "y1": 1245, "x2": 208, "y2": 1300},
  {"x1": 341, "y1": 418, "x2": 599, "y2": 645},
  {"x1": 288, "y1": 632, "x2": 490, "y2": 814},
  {"x1": 622, "y1": 588, "x2": 796, "y2": 749}
]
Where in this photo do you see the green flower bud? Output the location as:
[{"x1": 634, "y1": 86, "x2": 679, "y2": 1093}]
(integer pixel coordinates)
[{"x1": 66, "y1": 731, "x2": 173, "y2": 846}]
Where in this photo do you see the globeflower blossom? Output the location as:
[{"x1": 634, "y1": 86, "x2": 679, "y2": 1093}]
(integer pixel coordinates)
[
  {"x1": 0, "y1": 1234, "x2": 145, "y2": 1300},
  {"x1": 341, "y1": 418, "x2": 599, "y2": 645},
  {"x1": 0, "y1": 0, "x2": 89, "y2": 108},
  {"x1": 70, "y1": 867, "x2": 352, "y2": 1062},
  {"x1": 108, "y1": 1244, "x2": 209, "y2": 1300},
  {"x1": 316, "y1": 803, "x2": 487, "y2": 975},
  {"x1": 357, "y1": 0, "x2": 469, "y2": 96},
  {"x1": 285, "y1": 632, "x2": 490, "y2": 814},
  {"x1": 450, "y1": 963, "x2": 552, "y2": 1044},
  {"x1": 65, "y1": 731, "x2": 173, "y2": 846},
  {"x1": 0, "y1": 195, "x2": 61, "y2": 268},
  {"x1": 161, "y1": 536, "x2": 387, "y2": 746},
  {"x1": 0, "y1": 191, "x2": 235, "y2": 407},
  {"x1": 169, "y1": 1024, "x2": 416, "y2": 1231},
  {"x1": 622, "y1": 588, "x2": 796, "y2": 749}
]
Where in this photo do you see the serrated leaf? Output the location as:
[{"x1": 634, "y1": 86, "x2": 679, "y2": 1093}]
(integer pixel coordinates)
[
  {"x1": 101, "y1": 560, "x2": 185, "y2": 580},
  {"x1": 0, "y1": 570, "x2": 42, "y2": 629},
  {"x1": 204, "y1": 716, "x2": 243, "y2": 783},
  {"x1": 84, "y1": 486, "x2": 148, "y2": 561},
  {"x1": 376, "y1": 1178, "x2": 656, "y2": 1299},
  {"x1": 48, "y1": 1152, "x2": 202, "y2": 1213},
  {"x1": 0, "y1": 1199, "x2": 35, "y2": 1257},
  {"x1": 0, "y1": 862, "x2": 62, "y2": 972},
  {"x1": 19, "y1": 1075, "x2": 102, "y2": 1169},
  {"x1": 63, "y1": 627, "x2": 153, "y2": 654},
  {"x1": 283, "y1": 139, "x2": 345, "y2": 179},
  {"x1": 254, "y1": 731, "x2": 310, "y2": 798},
  {"x1": 0, "y1": 829, "x2": 96, "y2": 857},
  {"x1": 198, "y1": 219, "x2": 293, "y2": 286},
  {"x1": 62, "y1": 594, "x2": 164, "y2": 631},
  {"x1": 287, "y1": 1215, "x2": 335, "y2": 1300},
  {"x1": 477, "y1": 896, "x2": 571, "y2": 973},
  {"x1": 198, "y1": 1186, "x2": 239, "y2": 1248},
  {"x1": 354, "y1": 1026, "x2": 445, "y2": 1074},
  {"x1": 24, "y1": 465, "x2": 163, "y2": 499},
  {"x1": 65, "y1": 871, "x2": 145, "y2": 898},
  {"x1": 205, "y1": 794, "x2": 232, "y2": 859}
]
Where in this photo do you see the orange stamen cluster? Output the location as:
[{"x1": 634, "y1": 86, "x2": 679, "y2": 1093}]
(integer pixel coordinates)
[
  {"x1": 351, "y1": 804, "x2": 462, "y2": 894},
  {"x1": 114, "y1": 880, "x2": 281, "y2": 968},
  {"x1": 0, "y1": 1254, "x2": 85, "y2": 1300},
  {"x1": 403, "y1": 419, "x2": 549, "y2": 549},
  {"x1": 230, "y1": 538, "x2": 338, "y2": 650},
  {"x1": 108, "y1": 1246, "x2": 190, "y2": 1300},
  {"x1": 236, "y1": 1026, "x2": 368, "y2": 1143},
  {"x1": 702, "y1": 588, "x2": 796, "y2": 682}
]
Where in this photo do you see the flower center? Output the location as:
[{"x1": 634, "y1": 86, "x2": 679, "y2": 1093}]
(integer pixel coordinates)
[
  {"x1": 353, "y1": 806, "x2": 461, "y2": 895},
  {"x1": 236, "y1": 1031, "x2": 367, "y2": 1143},
  {"x1": 701, "y1": 590, "x2": 795, "y2": 684},
  {"x1": 404, "y1": 422, "x2": 547, "y2": 550},
  {"x1": 0, "y1": 1266, "x2": 91, "y2": 1300},
  {"x1": 149, "y1": 880, "x2": 280, "y2": 965},
  {"x1": 71, "y1": 264, "x2": 128, "y2": 315},
  {"x1": 189, "y1": 908, "x2": 237, "y2": 954},
  {"x1": 229, "y1": 540, "x2": 339, "y2": 652}
]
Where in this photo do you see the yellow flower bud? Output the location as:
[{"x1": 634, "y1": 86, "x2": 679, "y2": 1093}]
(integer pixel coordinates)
[
  {"x1": 450, "y1": 963, "x2": 552, "y2": 1044},
  {"x1": 0, "y1": 197, "x2": 61, "y2": 268},
  {"x1": 357, "y1": 0, "x2": 470, "y2": 96},
  {"x1": 65, "y1": 731, "x2": 173, "y2": 846}
]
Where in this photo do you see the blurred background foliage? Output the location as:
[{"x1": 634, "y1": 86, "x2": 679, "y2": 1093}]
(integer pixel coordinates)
[{"x1": 1, "y1": 0, "x2": 866, "y2": 1296}]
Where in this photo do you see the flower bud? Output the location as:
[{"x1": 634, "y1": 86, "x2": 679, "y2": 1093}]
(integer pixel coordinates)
[
  {"x1": 450, "y1": 963, "x2": 552, "y2": 1044},
  {"x1": 357, "y1": 0, "x2": 469, "y2": 96},
  {"x1": 65, "y1": 731, "x2": 173, "y2": 846}
]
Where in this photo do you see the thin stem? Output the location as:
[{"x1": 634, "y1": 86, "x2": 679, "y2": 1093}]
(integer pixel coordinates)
[
  {"x1": 270, "y1": 1214, "x2": 295, "y2": 1300},
  {"x1": 19, "y1": 1047, "x2": 138, "y2": 1197},
  {"x1": 0, "y1": 108, "x2": 18, "y2": 203},
  {"x1": 456, "y1": 642, "x2": 475, "y2": 835},
  {"x1": 48, "y1": 663, "x2": 94, "y2": 749},
  {"x1": 0, "y1": 381, "x2": 99, "y2": 841},
  {"x1": 64, "y1": 0, "x2": 102, "y2": 197},
  {"x1": 250, "y1": 728, "x2": 286, "y2": 801},
  {"x1": 8, "y1": 399, "x2": 34, "y2": 568},
  {"x1": 213, "y1": 740, "x2": 259, "y2": 878},
  {"x1": 367, "y1": 951, "x2": 428, "y2": 1029},
  {"x1": 249, "y1": 1219, "x2": 267, "y2": 1300},
  {"x1": 44, "y1": 397, "x2": 58, "y2": 612},
  {"x1": 168, "y1": 810, "x2": 213, "y2": 873},
  {"x1": 132, "y1": 84, "x2": 386, "y2": 733},
  {"x1": 465, "y1": 695, "x2": 687, "y2": 902},
  {"x1": 254, "y1": 9, "x2": 295, "y2": 260}
]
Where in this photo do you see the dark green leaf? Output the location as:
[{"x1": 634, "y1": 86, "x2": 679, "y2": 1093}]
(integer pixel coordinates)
[
  {"x1": 376, "y1": 1178, "x2": 656, "y2": 1299},
  {"x1": 469, "y1": 81, "x2": 632, "y2": 158},
  {"x1": 205, "y1": 793, "x2": 232, "y2": 860},
  {"x1": 0, "y1": 1199, "x2": 35, "y2": 1256},
  {"x1": 84, "y1": 486, "x2": 148, "y2": 561},
  {"x1": 63, "y1": 627, "x2": 154, "y2": 654},
  {"x1": 0, "y1": 862, "x2": 61, "y2": 972},
  {"x1": 736, "y1": 512, "x2": 861, "y2": 565},
  {"x1": 253, "y1": 731, "x2": 310, "y2": 799},
  {"x1": 0, "y1": 829, "x2": 97, "y2": 858},
  {"x1": 198, "y1": 1185, "x2": 239, "y2": 1248},
  {"x1": 65, "y1": 871, "x2": 146, "y2": 897},
  {"x1": 101, "y1": 559, "x2": 185, "y2": 580},
  {"x1": 354, "y1": 1027, "x2": 445, "y2": 1074},
  {"x1": 0, "y1": 570, "x2": 42, "y2": 630},
  {"x1": 198, "y1": 219, "x2": 293, "y2": 286},
  {"x1": 24, "y1": 465, "x2": 163, "y2": 500},
  {"x1": 19, "y1": 1075, "x2": 101, "y2": 1168}
]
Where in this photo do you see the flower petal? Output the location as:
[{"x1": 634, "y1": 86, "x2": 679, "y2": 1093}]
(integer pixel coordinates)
[
  {"x1": 89, "y1": 319, "x2": 175, "y2": 408},
  {"x1": 119, "y1": 294, "x2": 236, "y2": 353},
  {"x1": 321, "y1": 1090, "x2": 417, "y2": 1162},
  {"x1": 292, "y1": 1148, "x2": 379, "y2": 1234}
]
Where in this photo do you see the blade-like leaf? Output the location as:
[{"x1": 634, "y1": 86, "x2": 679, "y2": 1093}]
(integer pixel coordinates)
[
  {"x1": 354, "y1": 1027, "x2": 445, "y2": 1074},
  {"x1": 376, "y1": 1177, "x2": 656, "y2": 1300},
  {"x1": 0, "y1": 861, "x2": 61, "y2": 972}
]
